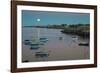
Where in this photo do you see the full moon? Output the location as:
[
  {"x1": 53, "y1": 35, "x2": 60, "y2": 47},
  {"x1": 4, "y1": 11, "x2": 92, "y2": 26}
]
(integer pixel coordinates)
[{"x1": 37, "y1": 18, "x2": 40, "y2": 22}]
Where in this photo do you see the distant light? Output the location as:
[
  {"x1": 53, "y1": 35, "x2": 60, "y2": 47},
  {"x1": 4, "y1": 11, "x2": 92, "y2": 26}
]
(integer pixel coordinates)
[{"x1": 37, "y1": 18, "x2": 40, "y2": 22}]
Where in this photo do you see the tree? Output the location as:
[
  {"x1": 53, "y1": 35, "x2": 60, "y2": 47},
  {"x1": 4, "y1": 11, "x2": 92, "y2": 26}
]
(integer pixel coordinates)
[{"x1": 61, "y1": 24, "x2": 67, "y2": 27}]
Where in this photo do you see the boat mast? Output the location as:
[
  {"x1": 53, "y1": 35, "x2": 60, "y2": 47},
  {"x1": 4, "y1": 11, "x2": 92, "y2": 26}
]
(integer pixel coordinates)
[
  {"x1": 37, "y1": 28, "x2": 40, "y2": 41},
  {"x1": 37, "y1": 18, "x2": 40, "y2": 41}
]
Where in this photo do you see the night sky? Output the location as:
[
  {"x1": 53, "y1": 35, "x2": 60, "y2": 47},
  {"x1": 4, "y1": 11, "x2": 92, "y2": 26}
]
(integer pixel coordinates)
[{"x1": 22, "y1": 10, "x2": 90, "y2": 26}]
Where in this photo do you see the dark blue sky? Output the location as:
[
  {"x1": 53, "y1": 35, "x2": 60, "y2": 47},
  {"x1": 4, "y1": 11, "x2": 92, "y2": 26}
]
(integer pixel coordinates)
[{"x1": 22, "y1": 10, "x2": 90, "y2": 26}]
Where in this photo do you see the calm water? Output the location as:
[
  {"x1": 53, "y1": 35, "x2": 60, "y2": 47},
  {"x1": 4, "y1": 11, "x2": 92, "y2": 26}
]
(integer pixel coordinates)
[{"x1": 22, "y1": 27, "x2": 90, "y2": 62}]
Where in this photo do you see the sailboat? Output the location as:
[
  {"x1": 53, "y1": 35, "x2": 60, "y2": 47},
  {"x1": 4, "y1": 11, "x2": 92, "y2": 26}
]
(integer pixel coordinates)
[
  {"x1": 30, "y1": 28, "x2": 40, "y2": 49},
  {"x1": 30, "y1": 28, "x2": 49, "y2": 49},
  {"x1": 38, "y1": 27, "x2": 48, "y2": 44},
  {"x1": 30, "y1": 19, "x2": 48, "y2": 49}
]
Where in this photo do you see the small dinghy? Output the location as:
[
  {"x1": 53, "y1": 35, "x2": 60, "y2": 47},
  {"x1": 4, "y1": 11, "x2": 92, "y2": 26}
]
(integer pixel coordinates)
[
  {"x1": 72, "y1": 36, "x2": 75, "y2": 38},
  {"x1": 30, "y1": 46, "x2": 40, "y2": 50},
  {"x1": 24, "y1": 40, "x2": 31, "y2": 45},
  {"x1": 59, "y1": 37, "x2": 63, "y2": 40},
  {"x1": 30, "y1": 43, "x2": 40, "y2": 50},
  {"x1": 35, "y1": 51, "x2": 49, "y2": 58},
  {"x1": 78, "y1": 42, "x2": 89, "y2": 46},
  {"x1": 39, "y1": 38, "x2": 48, "y2": 43},
  {"x1": 40, "y1": 38, "x2": 47, "y2": 40},
  {"x1": 22, "y1": 60, "x2": 29, "y2": 62}
]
